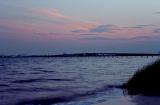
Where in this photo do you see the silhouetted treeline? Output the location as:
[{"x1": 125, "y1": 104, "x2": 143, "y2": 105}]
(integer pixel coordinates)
[{"x1": 0, "y1": 53, "x2": 160, "y2": 58}]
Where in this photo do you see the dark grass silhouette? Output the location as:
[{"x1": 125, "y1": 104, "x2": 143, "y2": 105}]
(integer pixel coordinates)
[{"x1": 124, "y1": 59, "x2": 160, "y2": 96}]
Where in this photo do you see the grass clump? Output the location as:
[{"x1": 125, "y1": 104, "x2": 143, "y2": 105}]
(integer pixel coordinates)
[{"x1": 124, "y1": 59, "x2": 160, "y2": 96}]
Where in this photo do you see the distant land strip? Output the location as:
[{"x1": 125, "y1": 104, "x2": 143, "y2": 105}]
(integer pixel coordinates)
[{"x1": 0, "y1": 53, "x2": 160, "y2": 58}]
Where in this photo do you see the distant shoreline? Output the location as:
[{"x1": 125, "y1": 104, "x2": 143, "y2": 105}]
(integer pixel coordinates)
[{"x1": 1, "y1": 53, "x2": 160, "y2": 58}]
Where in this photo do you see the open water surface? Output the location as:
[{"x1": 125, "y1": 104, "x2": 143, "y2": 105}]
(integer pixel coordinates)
[{"x1": 0, "y1": 56, "x2": 159, "y2": 105}]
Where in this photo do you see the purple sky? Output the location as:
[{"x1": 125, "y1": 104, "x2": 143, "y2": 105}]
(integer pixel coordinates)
[{"x1": 0, "y1": 0, "x2": 160, "y2": 54}]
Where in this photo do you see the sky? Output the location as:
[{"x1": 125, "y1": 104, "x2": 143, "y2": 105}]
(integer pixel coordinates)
[{"x1": 0, "y1": 0, "x2": 160, "y2": 55}]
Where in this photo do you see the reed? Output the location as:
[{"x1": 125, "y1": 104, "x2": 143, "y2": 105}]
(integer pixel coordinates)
[{"x1": 124, "y1": 59, "x2": 160, "y2": 95}]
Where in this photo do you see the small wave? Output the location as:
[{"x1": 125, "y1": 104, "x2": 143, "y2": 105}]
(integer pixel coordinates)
[
  {"x1": 39, "y1": 70, "x2": 56, "y2": 73},
  {"x1": 12, "y1": 79, "x2": 41, "y2": 83},
  {"x1": 48, "y1": 79, "x2": 73, "y2": 81},
  {"x1": 12, "y1": 78, "x2": 74, "y2": 84},
  {"x1": 32, "y1": 67, "x2": 43, "y2": 70},
  {"x1": 0, "y1": 64, "x2": 5, "y2": 67},
  {"x1": 32, "y1": 67, "x2": 56, "y2": 73},
  {"x1": 15, "y1": 84, "x2": 123, "y2": 105},
  {"x1": 16, "y1": 96, "x2": 70, "y2": 105},
  {"x1": 107, "y1": 84, "x2": 124, "y2": 89},
  {"x1": 0, "y1": 84, "x2": 9, "y2": 87},
  {"x1": 5, "y1": 88, "x2": 62, "y2": 92}
]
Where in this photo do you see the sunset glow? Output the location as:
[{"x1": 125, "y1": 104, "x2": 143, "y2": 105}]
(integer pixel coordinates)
[{"x1": 0, "y1": 0, "x2": 160, "y2": 54}]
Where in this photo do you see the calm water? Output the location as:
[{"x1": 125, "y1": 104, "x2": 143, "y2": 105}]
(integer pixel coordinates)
[{"x1": 0, "y1": 57, "x2": 159, "y2": 105}]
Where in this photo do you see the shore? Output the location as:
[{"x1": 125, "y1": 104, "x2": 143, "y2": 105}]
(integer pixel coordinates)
[
  {"x1": 97, "y1": 59, "x2": 160, "y2": 105},
  {"x1": 96, "y1": 95, "x2": 160, "y2": 105}
]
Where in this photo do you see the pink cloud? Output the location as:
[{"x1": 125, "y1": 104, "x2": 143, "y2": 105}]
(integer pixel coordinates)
[
  {"x1": 34, "y1": 8, "x2": 70, "y2": 19},
  {"x1": 0, "y1": 20, "x2": 38, "y2": 33},
  {"x1": 2, "y1": 7, "x2": 156, "y2": 42},
  {"x1": 67, "y1": 22, "x2": 99, "y2": 31}
]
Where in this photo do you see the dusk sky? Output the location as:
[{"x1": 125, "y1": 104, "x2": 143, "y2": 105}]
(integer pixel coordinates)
[{"x1": 0, "y1": 0, "x2": 160, "y2": 54}]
